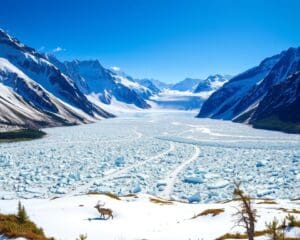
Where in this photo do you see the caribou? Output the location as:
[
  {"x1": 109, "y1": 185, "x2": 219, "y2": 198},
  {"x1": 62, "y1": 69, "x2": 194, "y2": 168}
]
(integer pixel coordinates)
[{"x1": 94, "y1": 201, "x2": 113, "y2": 220}]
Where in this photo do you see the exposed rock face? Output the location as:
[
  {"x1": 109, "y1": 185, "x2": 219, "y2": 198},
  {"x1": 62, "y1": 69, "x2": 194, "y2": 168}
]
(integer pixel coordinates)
[
  {"x1": 0, "y1": 30, "x2": 113, "y2": 129},
  {"x1": 197, "y1": 47, "x2": 300, "y2": 133}
]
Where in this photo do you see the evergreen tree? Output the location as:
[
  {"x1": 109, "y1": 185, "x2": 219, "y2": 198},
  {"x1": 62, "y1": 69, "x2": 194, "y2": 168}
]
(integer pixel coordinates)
[
  {"x1": 17, "y1": 201, "x2": 28, "y2": 224},
  {"x1": 265, "y1": 218, "x2": 285, "y2": 240}
]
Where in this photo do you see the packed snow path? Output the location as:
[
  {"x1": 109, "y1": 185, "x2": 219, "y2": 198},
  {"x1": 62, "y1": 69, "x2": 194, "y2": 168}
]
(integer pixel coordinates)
[
  {"x1": 0, "y1": 111, "x2": 299, "y2": 202},
  {"x1": 65, "y1": 141, "x2": 176, "y2": 197},
  {"x1": 161, "y1": 145, "x2": 200, "y2": 199}
]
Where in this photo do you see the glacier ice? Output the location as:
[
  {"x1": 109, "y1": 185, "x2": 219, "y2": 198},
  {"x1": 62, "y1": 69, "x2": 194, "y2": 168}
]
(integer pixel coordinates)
[{"x1": 0, "y1": 111, "x2": 299, "y2": 202}]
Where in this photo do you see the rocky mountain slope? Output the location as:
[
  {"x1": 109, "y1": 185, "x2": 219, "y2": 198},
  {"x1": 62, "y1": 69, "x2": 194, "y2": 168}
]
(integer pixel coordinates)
[
  {"x1": 198, "y1": 47, "x2": 300, "y2": 133},
  {"x1": 0, "y1": 30, "x2": 113, "y2": 128},
  {"x1": 248, "y1": 71, "x2": 300, "y2": 133},
  {"x1": 56, "y1": 59, "x2": 152, "y2": 109}
]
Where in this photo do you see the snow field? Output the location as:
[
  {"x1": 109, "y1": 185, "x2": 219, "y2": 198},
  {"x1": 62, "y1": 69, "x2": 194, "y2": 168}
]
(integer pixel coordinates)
[{"x1": 0, "y1": 194, "x2": 299, "y2": 240}]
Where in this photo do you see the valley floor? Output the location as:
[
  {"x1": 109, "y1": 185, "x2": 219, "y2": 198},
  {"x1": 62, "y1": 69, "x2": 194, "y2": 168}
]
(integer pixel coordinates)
[
  {"x1": 0, "y1": 111, "x2": 299, "y2": 239},
  {"x1": 0, "y1": 111, "x2": 299, "y2": 201}
]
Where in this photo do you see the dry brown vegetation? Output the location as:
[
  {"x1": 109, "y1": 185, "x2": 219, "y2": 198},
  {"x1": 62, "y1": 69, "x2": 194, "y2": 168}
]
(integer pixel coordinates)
[
  {"x1": 257, "y1": 200, "x2": 277, "y2": 205},
  {"x1": 219, "y1": 198, "x2": 241, "y2": 204},
  {"x1": 216, "y1": 229, "x2": 299, "y2": 240},
  {"x1": 218, "y1": 213, "x2": 300, "y2": 240},
  {"x1": 50, "y1": 196, "x2": 60, "y2": 200},
  {"x1": 191, "y1": 208, "x2": 224, "y2": 219},
  {"x1": 87, "y1": 192, "x2": 121, "y2": 200},
  {"x1": 216, "y1": 232, "x2": 248, "y2": 240},
  {"x1": 279, "y1": 208, "x2": 300, "y2": 214},
  {"x1": 149, "y1": 197, "x2": 173, "y2": 205},
  {"x1": 0, "y1": 213, "x2": 54, "y2": 240},
  {"x1": 124, "y1": 193, "x2": 139, "y2": 198},
  {"x1": 217, "y1": 230, "x2": 300, "y2": 240}
]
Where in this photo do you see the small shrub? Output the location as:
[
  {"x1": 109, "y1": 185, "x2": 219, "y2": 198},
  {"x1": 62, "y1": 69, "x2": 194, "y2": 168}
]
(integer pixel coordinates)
[
  {"x1": 76, "y1": 234, "x2": 87, "y2": 240},
  {"x1": 286, "y1": 214, "x2": 296, "y2": 227},
  {"x1": 285, "y1": 214, "x2": 300, "y2": 228},
  {"x1": 265, "y1": 218, "x2": 285, "y2": 240}
]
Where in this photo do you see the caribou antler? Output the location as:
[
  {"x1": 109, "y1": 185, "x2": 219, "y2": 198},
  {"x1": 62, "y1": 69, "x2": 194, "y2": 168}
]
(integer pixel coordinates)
[
  {"x1": 95, "y1": 200, "x2": 105, "y2": 207},
  {"x1": 94, "y1": 200, "x2": 113, "y2": 219}
]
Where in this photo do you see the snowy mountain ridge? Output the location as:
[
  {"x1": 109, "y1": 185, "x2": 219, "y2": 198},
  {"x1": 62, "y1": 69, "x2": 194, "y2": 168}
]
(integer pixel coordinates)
[
  {"x1": 0, "y1": 29, "x2": 232, "y2": 127},
  {"x1": 0, "y1": 29, "x2": 113, "y2": 128},
  {"x1": 194, "y1": 74, "x2": 230, "y2": 93},
  {"x1": 149, "y1": 74, "x2": 230, "y2": 110},
  {"x1": 171, "y1": 78, "x2": 202, "y2": 92},
  {"x1": 198, "y1": 47, "x2": 300, "y2": 133}
]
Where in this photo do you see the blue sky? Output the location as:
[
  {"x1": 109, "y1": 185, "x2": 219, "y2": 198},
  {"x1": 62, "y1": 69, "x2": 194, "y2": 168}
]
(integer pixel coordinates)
[{"x1": 1, "y1": 0, "x2": 300, "y2": 83}]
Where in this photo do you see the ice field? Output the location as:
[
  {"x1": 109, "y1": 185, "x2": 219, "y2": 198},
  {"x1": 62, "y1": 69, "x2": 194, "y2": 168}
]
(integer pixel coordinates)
[{"x1": 0, "y1": 111, "x2": 299, "y2": 202}]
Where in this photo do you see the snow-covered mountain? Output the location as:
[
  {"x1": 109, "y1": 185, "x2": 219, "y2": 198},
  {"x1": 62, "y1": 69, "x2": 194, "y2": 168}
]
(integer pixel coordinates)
[
  {"x1": 48, "y1": 59, "x2": 153, "y2": 111},
  {"x1": 248, "y1": 71, "x2": 300, "y2": 133},
  {"x1": 0, "y1": 29, "x2": 239, "y2": 127},
  {"x1": 0, "y1": 30, "x2": 112, "y2": 128},
  {"x1": 171, "y1": 78, "x2": 202, "y2": 92},
  {"x1": 137, "y1": 78, "x2": 172, "y2": 91},
  {"x1": 198, "y1": 52, "x2": 284, "y2": 119},
  {"x1": 148, "y1": 75, "x2": 229, "y2": 110},
  {"x1": 198, "y1": 47, "x2": 300, "y2": 133},
  {"x1": 194, "y1": 74, "x2": 229, "y2": 93},
  {"x1": 135, "y1": 78, "x2": 161, "y2": 94},
  {"x1": 140, "y1": 75, "x2": 228, "y2": 93}
]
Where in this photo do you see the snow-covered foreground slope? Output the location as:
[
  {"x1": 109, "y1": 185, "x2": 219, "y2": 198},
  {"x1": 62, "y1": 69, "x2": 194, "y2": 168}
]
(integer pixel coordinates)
[
  {"x1": 0, "y1": 194, "x2": 299, "y2": 240},
  {"x1": 0, "y1": 112, "x2": 299, "y2": 201}
]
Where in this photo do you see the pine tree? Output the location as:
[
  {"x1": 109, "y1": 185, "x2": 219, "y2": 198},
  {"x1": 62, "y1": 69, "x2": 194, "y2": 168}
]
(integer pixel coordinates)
[
  {"x1": 17, "y1": 201, "x2": 28, "y2": 224},
  {"x1": 286, "y1": 214, "x2": 296, "y2": 227},
  {"x1": 265, "y1": 218, "x2": 285, "y2": 240}
]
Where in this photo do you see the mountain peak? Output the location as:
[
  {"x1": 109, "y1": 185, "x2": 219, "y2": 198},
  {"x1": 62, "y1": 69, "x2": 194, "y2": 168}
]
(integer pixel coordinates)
[{"x1": 193, "y1": 74, "x2": 229, "y2": 93}]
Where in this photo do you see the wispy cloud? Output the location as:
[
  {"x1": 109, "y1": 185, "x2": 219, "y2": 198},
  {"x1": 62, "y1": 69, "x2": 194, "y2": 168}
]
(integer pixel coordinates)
[
  {"x1": 38, "y1": 46, "x2": 45, "y2": 52},
  {"x1": 111, "y1": 66, "x2": 121, "y2": 71},
  {"x1": 52, "y1": 47, "x2": 66, "y2": 53}
]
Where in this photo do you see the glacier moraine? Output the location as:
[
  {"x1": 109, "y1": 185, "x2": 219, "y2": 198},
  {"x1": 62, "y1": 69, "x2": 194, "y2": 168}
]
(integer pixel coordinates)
[{"x1": 0, "y1": 111, "x2": 299, "y2": 202}]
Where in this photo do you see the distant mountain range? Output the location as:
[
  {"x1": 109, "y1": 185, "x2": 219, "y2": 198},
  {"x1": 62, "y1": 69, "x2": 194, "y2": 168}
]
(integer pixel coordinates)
[
  {"x1": 0, "y1": 29, "x2": 227, "y2": 128},
  {"x1": 198, "y1": 47, "x2": 300, "y2": 133},
  {"x1": 146, "y1": 75, "x2": 230, "y2": 110},
  {"x1": 3, "y1": 29, "x2": 297, "y2": 133},
  {"x1": 194, "y1": 74, "x2": 230, "y2": 93}
]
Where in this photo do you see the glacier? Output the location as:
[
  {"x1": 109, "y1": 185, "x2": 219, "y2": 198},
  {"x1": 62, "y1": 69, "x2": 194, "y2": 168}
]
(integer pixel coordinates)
[{"x1": 0, "y1": 111, "x2": 299, "y2": 202}]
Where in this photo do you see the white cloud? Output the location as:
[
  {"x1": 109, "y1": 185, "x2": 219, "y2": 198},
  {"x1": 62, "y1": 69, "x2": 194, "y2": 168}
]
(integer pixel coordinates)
[
  {"x1": 38, "y1": 46, "x2": 45, "y2": 52},
  {"x1": 52, "y1": 47, "x2": 66, "y2": 53},
  {"x1": 111, "y1": 66, "x2": 121, "y2": 71}
]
